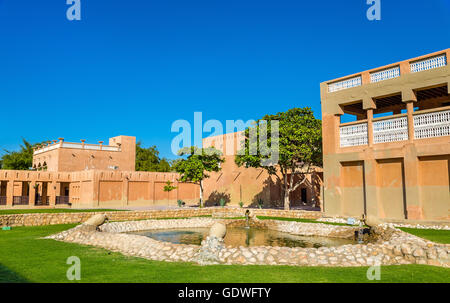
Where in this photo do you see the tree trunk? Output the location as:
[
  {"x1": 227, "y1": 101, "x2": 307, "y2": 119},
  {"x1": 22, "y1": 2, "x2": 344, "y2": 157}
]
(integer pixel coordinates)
[
  {"x1": 284, "y1": 190, "x2": 290, "y2": 210},
  {"x1": 199, "y1": 180, "x2": 204, "y2": 208}
]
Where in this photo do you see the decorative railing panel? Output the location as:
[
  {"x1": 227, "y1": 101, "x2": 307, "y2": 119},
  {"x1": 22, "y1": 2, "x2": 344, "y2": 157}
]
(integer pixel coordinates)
[
  {"x1": 340, "y1": 123, "x2": 368, "y2": 147},
  {"x1": 34, "y1": 142, "x2": 120, "y2": 155},
  {"x1": 414, "y1": 109, "x2": 450, "y2": 139},
  {"x1": 56, "y1": 196, "x2": 70, "y2": 205},
  {"x1": 13, "y1": 196, "x2": 29, "y2": 206},
  {"x1": 33, "y1": 144, "x2": 59, "y2": 155},
  {"x1": 410, "y1": 54, "x2": 447, "y2": 73},
  {"x1": 328, "y1": 76, "x2": 362, "y2": 93},
  {"x1": 35, "y1": 196, "x2": 49, "y2": 206},
  {"x1": 370, "y1": 66, "x2": 400, "y2": 83},
  {"x1": 373, "y1": 116, "x2": 409, "y2": 144}
]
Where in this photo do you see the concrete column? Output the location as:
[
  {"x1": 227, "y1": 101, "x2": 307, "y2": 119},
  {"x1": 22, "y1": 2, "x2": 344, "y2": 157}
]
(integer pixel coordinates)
[
  {"x1": 363, "y1": 157, "x2": 378, "y2": 218},
  {"x1": 93, "y1": 173, "x2": 100, "y2": 207},
  {"x1": 175, "y1": 180, "x2": 179, "y2": 202},
  {"x1": 151, "y1": 180, "x2": 155, "y2": 206},
  {"x1": 367, "y1": 109, "x2": 374, "y2": 147},
  {"x1": 322, "y1": 156, "x2": 342, "y2": 216},
  {"x1": 361, "y1": 71, "x2": 371, "y2": 85},
  {"x1": 122, "y1": 176, "x2": 129, "y2": 207},
  {"x1": 49, "y1": 181, "x2": 57, "y2": 207},
  {"x1": 406, "y1": 101, "x2": 415, "y2": 142},
  {"x1": 402, "y1": 88, "x2": 417, "y2": 143},
  {"x1": 29, "y1": 181, "x2": 36, "y2": 206},
  {"x1": 6, "y1": 180, "x2": 14, "y2": 207},
  {"x1": 403, "y1": 146, "x2": 421, "y2": 220}
]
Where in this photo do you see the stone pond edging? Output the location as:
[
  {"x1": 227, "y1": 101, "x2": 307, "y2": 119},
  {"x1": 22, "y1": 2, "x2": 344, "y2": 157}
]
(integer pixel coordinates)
[
  {"x1": 0, "y1": 208, "x2": 320, "y2": 227},
  {"x1": 45, "y1": 217, "x2": 450, "y2": 268}
]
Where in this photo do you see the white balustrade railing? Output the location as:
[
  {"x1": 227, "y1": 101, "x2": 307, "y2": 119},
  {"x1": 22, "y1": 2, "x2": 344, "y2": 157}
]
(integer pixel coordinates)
[
  {"x1": 410, "y1": 54, "x2": 447, "y2": 73},
  {"x1": 370, "y1": 66, "x2": 400, "y2": 83},
  {"x1": 373, "y1": 116, "x2": 409, "y2": 144},
  {"x1": 340, "y1": 122, "x2": 368, "y2": 147},
  {"x1": 414, "y1": 109, "x2": 450, "y2": 139},
  {"x1": 34, "y1": 142, "x2": 120, "y2": 155},
  {"x1": 328, "y1": 76, "x2": 362, "y2": 93},
  {"x1": 33, "y1": 144, "x2": 59, "y2": 155}
]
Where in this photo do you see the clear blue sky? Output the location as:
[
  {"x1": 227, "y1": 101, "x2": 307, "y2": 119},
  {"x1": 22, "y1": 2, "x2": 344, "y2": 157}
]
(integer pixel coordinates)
[{"x1": 0, "y1": 0, "x2": 449, "y2": 159}]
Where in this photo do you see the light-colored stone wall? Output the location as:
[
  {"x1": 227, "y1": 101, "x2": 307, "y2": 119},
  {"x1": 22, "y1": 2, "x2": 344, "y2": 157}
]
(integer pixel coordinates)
[{"x1": 0, "y1": 208, "x2": 321, "y2": 227}]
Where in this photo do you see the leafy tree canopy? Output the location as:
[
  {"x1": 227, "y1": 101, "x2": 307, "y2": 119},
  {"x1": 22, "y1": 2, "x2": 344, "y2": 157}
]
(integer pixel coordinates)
[
  {"x1": 1, "y1": 139, "x2": 39, "y2": 170},
  {"x1": 163, "y1": 181, "x2": 177, "y2": 192},
  {"x1": 173, "y1": 146, "x2": 224, "y2": 207},
  {"x1": 135, "y1": 142, "x2": 173, "y2": 172},
  {"x1": 235, "y1": 107, "x2": 322, "y2": 209}
]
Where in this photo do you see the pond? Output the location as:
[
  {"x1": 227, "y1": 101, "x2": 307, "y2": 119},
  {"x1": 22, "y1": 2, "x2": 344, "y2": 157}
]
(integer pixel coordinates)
[{"x1": 129, "y1": 227, "x2": 356, "y2": 248}]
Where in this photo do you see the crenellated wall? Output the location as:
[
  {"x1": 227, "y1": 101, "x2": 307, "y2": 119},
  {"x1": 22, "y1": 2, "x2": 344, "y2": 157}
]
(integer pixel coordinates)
[{"x1": 0, "y1": 169, "x2": 200, "y2": 209}]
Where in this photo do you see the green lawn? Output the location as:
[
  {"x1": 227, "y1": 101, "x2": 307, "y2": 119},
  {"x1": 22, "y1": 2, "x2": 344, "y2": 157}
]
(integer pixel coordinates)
[
  {"x1": 0, "y1": 224, "x2": 448, "y2": 283},
  {"x1": 399, "y1": 228, "x2": 450, "y2": 244},
  {"x1": 0, "y1": 209, "x2": 128, "y2": 215}
]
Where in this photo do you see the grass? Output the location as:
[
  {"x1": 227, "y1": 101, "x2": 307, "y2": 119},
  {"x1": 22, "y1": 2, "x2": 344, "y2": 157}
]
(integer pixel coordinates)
[
  {"x1": 0, "y1": 224, "x2": 448, "y2": 283},
  {"x1": 0, "y1": 209, "x2": 129, "y2": 215},
  {"x1": 399, "y1": 228, "x2": 450, "y2": 244}
]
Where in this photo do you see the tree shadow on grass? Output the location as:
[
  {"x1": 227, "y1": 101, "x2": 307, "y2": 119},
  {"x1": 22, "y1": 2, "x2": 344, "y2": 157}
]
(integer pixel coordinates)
[{"x1": 0, "y1": 263, "x2": 29, "y2": 283}]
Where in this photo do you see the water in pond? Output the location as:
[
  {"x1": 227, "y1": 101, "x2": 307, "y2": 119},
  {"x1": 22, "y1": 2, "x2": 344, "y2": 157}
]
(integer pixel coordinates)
[{"x1": 129, "y1": 227, "x2": 356, "y2": 248}]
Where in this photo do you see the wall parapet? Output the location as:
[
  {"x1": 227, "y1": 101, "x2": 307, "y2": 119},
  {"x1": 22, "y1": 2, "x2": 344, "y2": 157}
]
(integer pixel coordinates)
[{"x1": 0, "y1": 208, "x2": 322, "y2": 227}]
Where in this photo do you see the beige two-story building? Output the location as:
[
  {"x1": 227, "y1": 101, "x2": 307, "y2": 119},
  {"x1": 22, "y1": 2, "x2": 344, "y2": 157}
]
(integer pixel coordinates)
[{"x1": 321, "y1": 49, "x2": 450, "y2": 222}]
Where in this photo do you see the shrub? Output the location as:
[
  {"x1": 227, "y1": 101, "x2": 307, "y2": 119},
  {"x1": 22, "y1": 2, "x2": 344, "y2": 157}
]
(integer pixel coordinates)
[
  {"x1": 239, "y1": 201, "x2": 244, "y2": 208},
  {"x1": 219, "y1": 198, "x2": 226, "y2": 208},
  {"x1": 258, "y1": 198, "x2": 264, "y2": 209},
  {"x1": 177, "y1": 200, "x2": 184, "y2": 208}
]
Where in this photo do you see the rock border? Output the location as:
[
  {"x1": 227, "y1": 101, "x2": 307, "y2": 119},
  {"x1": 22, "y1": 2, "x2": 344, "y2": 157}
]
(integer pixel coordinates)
[{"x1": 46, "y1": 218, "x2": 449, "y2": 267}]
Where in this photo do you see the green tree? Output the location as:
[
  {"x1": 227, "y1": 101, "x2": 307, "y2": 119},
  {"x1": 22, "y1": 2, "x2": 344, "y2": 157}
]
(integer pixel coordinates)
[
  {"x1": 173, "y1": 146, "x2": 224, "y2": 208},
  {"x1": 163, "y1": 181, "x2": 177, "y2": 204},
  {"x1": 235, "y1": 107, "x2": 322, "y2": 210},
  {"x1": 1, "y1": 139, "x2": 37, "y2": 170},
  {"x1": 135, "y1": 142, "x2": 172, "y2": 172}
]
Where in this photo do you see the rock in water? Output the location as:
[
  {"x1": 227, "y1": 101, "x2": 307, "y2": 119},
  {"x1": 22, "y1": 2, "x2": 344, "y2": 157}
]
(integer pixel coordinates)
[
  {"x1": 365, "y1": 215, "x2": 382, "y2": 227},
  {"x1": 84, "y1": 214, "x2": 108, "y2": 227},
  {"x1": 196, "y1": 236, "x2": 225, "y2": 265},
  {"x1": 196, "y1": 222, "x2": 227, "y2": 265}
]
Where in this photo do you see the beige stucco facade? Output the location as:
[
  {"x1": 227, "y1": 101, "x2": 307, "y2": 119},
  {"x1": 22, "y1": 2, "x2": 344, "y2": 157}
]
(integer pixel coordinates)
[
  {"x1": 202, "y1": 132, "x2": 323, "y2": 208},
  {"x1": 0, "y1": 169, "x2": 199, "y2": 209},
  {"x1": 321, "y1": 49, "x2": 450, "y2": 222},
  {"x1": 32, "y1": 135, "x2": 136, "y2": 172},
  {"x1": 0, "y1": 136, "x2": 199, "y2": 209}
]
